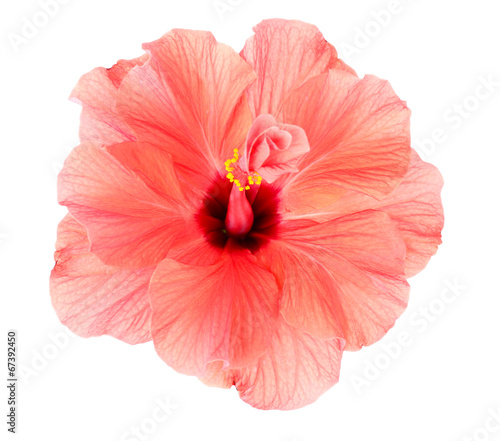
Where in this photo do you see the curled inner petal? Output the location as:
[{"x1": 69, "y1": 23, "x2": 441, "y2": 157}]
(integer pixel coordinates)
[{"x1": 240, "y1": 114, "x2": 310, "y2": 183}]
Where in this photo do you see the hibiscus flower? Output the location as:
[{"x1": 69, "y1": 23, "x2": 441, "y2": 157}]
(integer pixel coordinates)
[{"x1": 50, "y1": 19, "x2": 444, "y2": 410}]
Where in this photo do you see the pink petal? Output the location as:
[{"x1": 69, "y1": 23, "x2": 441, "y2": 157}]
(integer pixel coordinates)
[
  {"x1": 116, "y1": 29, "x2": 256, "y2": 190},
  {"x1": 281, "y1": 70, "x2": 411, "y2": 211},
  {"x1": 105, "y1": 141, "x2": 185, "y2": 199},
  {"x1": 245, "y1": 114, "x2": 276, "y2": 150},
  {"x1": 70, "y1": 54, "x2": 148, "y2": 145},
  {"x1": 240, "y1": 114, "x2": 310, "y2": 183},
  {"x1": 50, "y1": 214, "x2": 154, "y2": 344},
  {"x1": 166, "y1": 219, "x2": 224, "y2": 267},
  {"x1": 245, "y1": 115, "x2": 275, "y2": 170},
  {"x1": 149, "y1": 241, "x2": 279, "y2": 376},
  {"x1": 261, "y1": 210, "x2": 409, "y2": 350},
  {"x1": 201, "y1": 317, "x2": 344, "y2": 410},
  {"x1": 240, "y1": 19, "x2": 354, "y2": 118},
  {"x1": 58, "y1": 142, "x2": 189, "y2": 268},
  {"x1": 258, "y1": 123, "x2": 309, "y2": 182},
  {"x1": 331, "y1": 149, "x2": 444, "y2": 277},
  {"x1": 199, "y1": 361, "x2": 234, "y2": 389}
]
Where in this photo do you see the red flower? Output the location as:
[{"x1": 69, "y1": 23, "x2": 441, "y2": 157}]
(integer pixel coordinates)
[{"x1": 51, "y1": 19, "x2": 444, "y2": 410}]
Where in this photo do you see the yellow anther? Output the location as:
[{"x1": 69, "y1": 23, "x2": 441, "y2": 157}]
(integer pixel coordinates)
[{"x1": 223, "y1": 149, "x2": 264, "y2": 189}]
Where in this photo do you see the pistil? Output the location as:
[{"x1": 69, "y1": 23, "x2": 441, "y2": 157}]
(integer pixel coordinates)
[{"x1": 225, "y1": 184, "x2": 254, "y2": 238}]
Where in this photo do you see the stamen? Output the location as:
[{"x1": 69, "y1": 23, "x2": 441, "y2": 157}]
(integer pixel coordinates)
[{"x1": 224, "y1": 148, "x2": 262, "y2": 190}]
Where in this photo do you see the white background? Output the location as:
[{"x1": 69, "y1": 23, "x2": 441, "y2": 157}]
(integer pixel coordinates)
[{"x1": 1, "y1": 0, "x2": 500, "y2": 440}]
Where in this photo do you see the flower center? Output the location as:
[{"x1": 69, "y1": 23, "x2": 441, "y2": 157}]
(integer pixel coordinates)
[
  {"x1": 196, "y1": 114, "x2": 310, "y2": 249},
  {"x1": 196, "y1": 175, "x2": 281, "y2": 251}
]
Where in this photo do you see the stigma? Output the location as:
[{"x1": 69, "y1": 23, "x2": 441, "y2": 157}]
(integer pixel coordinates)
[{"x1": 225, "y1": 183, "x2": 254, "y2": 237}]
